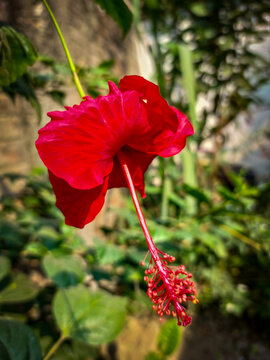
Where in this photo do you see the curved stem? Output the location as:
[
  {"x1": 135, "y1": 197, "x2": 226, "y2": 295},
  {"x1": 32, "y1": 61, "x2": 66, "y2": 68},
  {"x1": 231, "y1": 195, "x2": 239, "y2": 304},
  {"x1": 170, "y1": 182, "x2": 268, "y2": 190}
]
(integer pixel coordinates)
[
  {"x1": 43, "y1": 334, "x2": 66, "y2": 360},
  {"x1": 42, "y1": 0, "x2": 85, "y2": 98},
  {"x1": 117, "y1": 152, "x2": 166, "y2": 275}
]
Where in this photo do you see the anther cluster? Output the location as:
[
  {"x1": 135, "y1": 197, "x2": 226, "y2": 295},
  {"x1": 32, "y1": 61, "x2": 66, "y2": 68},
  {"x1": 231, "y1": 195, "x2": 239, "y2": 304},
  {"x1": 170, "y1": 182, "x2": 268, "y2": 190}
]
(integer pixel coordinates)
[{"x1": 142, "y1": 250, "x2": 198, "y2": 326}]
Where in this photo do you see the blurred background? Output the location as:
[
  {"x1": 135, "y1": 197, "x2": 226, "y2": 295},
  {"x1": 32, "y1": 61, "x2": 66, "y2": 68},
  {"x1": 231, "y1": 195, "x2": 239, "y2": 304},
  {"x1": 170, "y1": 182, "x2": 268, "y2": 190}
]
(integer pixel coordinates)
[{"x1": 0, "y1": 1, "x2": 270, "y2": 359}]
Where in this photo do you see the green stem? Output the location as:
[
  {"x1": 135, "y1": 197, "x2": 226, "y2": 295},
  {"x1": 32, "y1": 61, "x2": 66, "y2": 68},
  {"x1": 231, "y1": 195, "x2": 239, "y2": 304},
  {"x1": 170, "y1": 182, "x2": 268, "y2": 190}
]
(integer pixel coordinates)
[
  {"x1": 179, "y1": 44, "x2": 198, "y2": 215},
  {"x1": 181, "y1": 147, "x2": 197, "y2": 215},
  {"x1": 42, "y1": 0, "x2": 85, "y2": 98},
  {"x1": 152, "y1": 17, "x2": 166, "y2": 97},
  {"x1": 160, "y1": 157, "x2": 171, "y2": 221},
  {"x1": 43, "y1": 334, "x2": 66, "y2": 360},
  {"x1": 179, "y1": 44, "x2": 198, "y2": 134}
]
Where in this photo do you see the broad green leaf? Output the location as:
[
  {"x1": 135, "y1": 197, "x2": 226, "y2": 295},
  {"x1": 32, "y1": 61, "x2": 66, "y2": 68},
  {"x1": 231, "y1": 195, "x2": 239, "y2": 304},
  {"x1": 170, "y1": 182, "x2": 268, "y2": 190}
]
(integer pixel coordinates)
[
  {"x1": 157, "y1": 319, "x2": 181, "y2": 356},
  {"x1": 42, "y1": 254, "x2": 86, "y2": 287},
  {"x1": 93, "y1": 0, "x2": 132, "y2": 36},
  {"x1": 0, "y1": 256, "x2": 11, "y2": 282},
  {"x1": 53, "y1": 285, "x2": 127, "y2": 344},
  {"x1": 0, "y1": 24, "x2": 38, "y2": 86},
  {"x1": 94, "y1": 238, "x2": 125, "y2": 265},
  {"x1": 0, "y1": 272, "x2": 38, "y2": 304},
  {"x1": 0, "y1": 319, "x2": 42, "y2": 360},
  {"x1": 36, "y1": 227, "x2": 61, "y2": 250}
]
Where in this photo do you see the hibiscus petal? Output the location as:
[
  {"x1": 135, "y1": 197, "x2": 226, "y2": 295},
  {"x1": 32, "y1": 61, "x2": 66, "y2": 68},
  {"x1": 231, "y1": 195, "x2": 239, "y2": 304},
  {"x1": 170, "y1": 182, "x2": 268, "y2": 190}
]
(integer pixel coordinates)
[
  {"x1": 36, "y1": 100, "x2": 114, "y2": 190},
  {"x1": 157, "y1": 107, "x2": 194, "y2": 157},
  {"x1": 36, "y1": 86, "x2": 149, "y2": 190},
  {"x1": 49, "y1": 171, "x2": 109, "y2": 228},
  {"x1": 120, "y1": 76, "x2": 194, "y2": 157},
  {"x1": 119, "y1": 75, "x2": 178, "y2": 133},
  {"x1": 108, "y1": 147, "x2": 155, "y2": 198}
]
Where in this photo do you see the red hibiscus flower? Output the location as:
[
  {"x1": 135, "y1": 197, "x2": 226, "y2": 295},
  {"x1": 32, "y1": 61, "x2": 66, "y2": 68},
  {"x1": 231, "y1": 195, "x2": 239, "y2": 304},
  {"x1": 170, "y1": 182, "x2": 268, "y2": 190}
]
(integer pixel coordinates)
[
  {"x1": 36, "y1": 75, "x2": 198, "y2": 326},
  {"x1": 36, "y1": 75, "x2": 193, "y2": 228}
]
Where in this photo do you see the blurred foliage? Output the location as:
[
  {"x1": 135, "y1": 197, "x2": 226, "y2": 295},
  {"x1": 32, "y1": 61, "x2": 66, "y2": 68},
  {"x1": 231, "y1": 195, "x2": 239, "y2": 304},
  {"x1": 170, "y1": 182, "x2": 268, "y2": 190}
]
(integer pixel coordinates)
[
  {"x1": 140, "y1": 0, "x2": 270, "y2": 137},
  {"x1": 0, "y1": 1, "x2": 270, "y2": 359},
  {"x1": 105, "y1": 164, "x2": 270, "y2": 319},
  {"x1": 1, "y1": 30, "x2": 117, "y2": 122},
  {"x1": 94, "y1": 0, "x2": 133, "y2": 36},
  {"x1": 0, "y1": 168, "x2": 269, "y2": 357},
  {"x1": 0, "y1": 23, "x2": 38, "y2": 86},
  {"x1": 0, "y1": 170, "x2": 128, "y2": 359},
  {"x1": 0, "y1": 318, "x2": 42, "y2": 360},
  {"x1": 145, "y1": 319, "x2": 181, "y2": 359}
]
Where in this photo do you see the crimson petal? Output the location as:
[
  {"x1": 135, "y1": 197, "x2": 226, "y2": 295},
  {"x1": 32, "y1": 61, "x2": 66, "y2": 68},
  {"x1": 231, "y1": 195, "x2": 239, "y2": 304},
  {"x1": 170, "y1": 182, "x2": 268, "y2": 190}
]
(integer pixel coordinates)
[
  {"x1": 119, "y1": 75, "x2": 178, "y2": 132},
  {"x1": 36, "y1": 84, "x2": 150, "y2": 190},
  {"x1": 119, "y1": 75, "x2": 194, "y2": 156},
  {"x1": 49, "y1": 171, "x2": 109, "y2": 228},
  {"x1": 157, "y1": 107, "x2": 194, "y2": 157}
]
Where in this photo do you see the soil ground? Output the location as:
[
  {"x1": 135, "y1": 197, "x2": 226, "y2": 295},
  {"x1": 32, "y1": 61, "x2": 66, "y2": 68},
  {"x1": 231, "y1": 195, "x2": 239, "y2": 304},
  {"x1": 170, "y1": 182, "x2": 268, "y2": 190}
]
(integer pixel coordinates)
[{"x1": 102, "y1": 311, "x2": 270, "y2": 360}]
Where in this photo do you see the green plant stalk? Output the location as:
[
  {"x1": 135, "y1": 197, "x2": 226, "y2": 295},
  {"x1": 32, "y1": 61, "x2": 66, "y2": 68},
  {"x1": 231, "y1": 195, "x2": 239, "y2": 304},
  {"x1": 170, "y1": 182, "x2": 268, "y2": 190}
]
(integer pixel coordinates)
[
  {"x1": 179, "y1": 44, "x2": 198, "y2": 215},
  {"x1": 43, "y1": 334, "x2": 66, "y2": 360},
  {"x1": 151, "y1": 19, "x2": 170, "y2": 220},
  {"x1": 42, "y1": 0, "x2": 85, "y2": 98},
  {"x1": 132, "y1": 0, "x2": 141, "y2": 38},
  {"x1": 160, "y1": 157, "x2": 172, "y2": 221},
  {"x1": 181, "y1": 147, "x2": 197, "y2": 214},
  {"x1": 179, "y1": 44, "x2": 198, "y2": 133},
  {"x1": 152, "y1": 16, "x2": 166, "y2": 97}
]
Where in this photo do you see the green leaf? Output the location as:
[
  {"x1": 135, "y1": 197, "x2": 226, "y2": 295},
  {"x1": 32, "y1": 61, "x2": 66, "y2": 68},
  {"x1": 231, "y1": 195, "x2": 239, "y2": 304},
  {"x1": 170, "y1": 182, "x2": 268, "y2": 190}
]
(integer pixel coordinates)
[
  {"x1": 0, "y1": 272, "x2": 38, "y2": 304},
  {"x1": 0, "y1": 319, "x2": 42, "y2": 360},
  {"x1": 128, "y1": 247, "x2": 147, "y2": 265},
  {"x1": 157, "y1": 319, "x2": 181, "y2": 356},
  {"x1": 0, "y1": 220, "x2": 26, "y2": 250},
  {"x1": 36, "y1": 227, "x2": 61, "y2": 250},
  {"x1": 93, "y1": 0, "x2": 132, "y2": 36},
  {"x1": 168, "y1": 191, "x2": 185, "y2": 208},
  {"x1": 53, "y1": 285, "x2": 127, "y2": 344},
  {"x1": 94, "y1": 238, "x2": 125, "y2": 265},
  {"x1": 190, "y1": 3, "x2": 209, "y2": 17},
  {"x1": 2, "y1": 74, "x2": 41, "y2": 122},
  {"x1": 46, "y1": 89, "x2": 65, "y2": 105},
  {"x1": 42, "y1": 254, "x2": 86, "y2": 287},
  {"x1": 197, "y1": 232, "x2": 227, "y2": 259},
  {"x1": 48, "y1": 341, "x2": 98, "y2": 360},
  {"x1": 182, "y1": 184, "x2": 211, "y2": 205},
  {"x1": 24, "y1": 242, "x2": 47, "y2": 258},
  {"x1": 0, "y1": 24, "x2": 38, "y2": 86},
  {"x1": 0, "y1": 256, "x2": 11, "y2": 282},
  {"x1": 144, "y1": 352, "x2": 163, "y2": 360}
]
